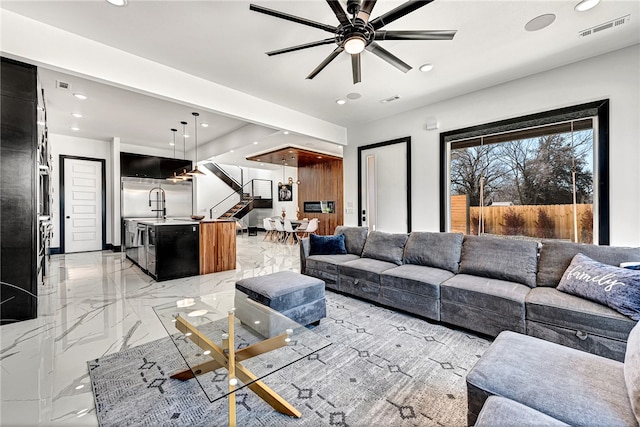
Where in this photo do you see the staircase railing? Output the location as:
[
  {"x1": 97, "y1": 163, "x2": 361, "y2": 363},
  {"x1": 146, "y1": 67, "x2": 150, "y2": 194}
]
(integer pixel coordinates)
[
  {"x1": 203, "y1": 163, "x2": 242, "y2": 192},
  {"x1": 208, "y1": 179, "x2": 273, "y2": 219}
]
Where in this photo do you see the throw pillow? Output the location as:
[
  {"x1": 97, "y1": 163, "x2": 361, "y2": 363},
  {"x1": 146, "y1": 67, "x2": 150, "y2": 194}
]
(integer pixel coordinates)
[
  {"x1": 309, "y1": 233, "x2": 347, "y2": 256},
  {"x1": 557, "y1": 253, "x2": 640, "y2": 320}
]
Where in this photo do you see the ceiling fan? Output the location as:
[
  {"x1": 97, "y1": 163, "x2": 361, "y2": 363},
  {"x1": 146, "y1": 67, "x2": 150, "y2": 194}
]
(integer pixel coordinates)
[{"x1": 249, "y1": 0, "x2": 457, "y2": 84}]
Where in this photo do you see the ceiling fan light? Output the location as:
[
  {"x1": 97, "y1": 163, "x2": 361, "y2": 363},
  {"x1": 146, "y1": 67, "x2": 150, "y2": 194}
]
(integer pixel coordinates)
[
  {"x1": 575, "y1": 0, "x2": 600, "y2": 11},
  {"x1": 344, "y1": 37, "x2": 366, "y2": 54}
]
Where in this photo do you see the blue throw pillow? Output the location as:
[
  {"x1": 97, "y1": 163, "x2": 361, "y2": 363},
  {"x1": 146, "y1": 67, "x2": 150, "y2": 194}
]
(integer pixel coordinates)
[
  {"x1": 309, "y1": 234, "x2": 347, "y2": 256},
  {"x1": 557, "y1": 253, "x2": 640, "y2": 320}
]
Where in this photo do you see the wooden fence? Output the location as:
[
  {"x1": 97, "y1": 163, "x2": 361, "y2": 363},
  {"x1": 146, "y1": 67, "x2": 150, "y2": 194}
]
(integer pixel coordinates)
[{"x1": 450, "y1": 195, "x2": 593, "y2": 243}]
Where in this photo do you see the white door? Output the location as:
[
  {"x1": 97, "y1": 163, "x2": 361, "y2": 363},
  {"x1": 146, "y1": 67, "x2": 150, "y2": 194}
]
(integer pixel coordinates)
[
  {"x1": 64, "y1": 158, "x2": 103, "y2": 253},
  {"x1": 360, "y1": 142, "x2": 408, "y2": 233}
]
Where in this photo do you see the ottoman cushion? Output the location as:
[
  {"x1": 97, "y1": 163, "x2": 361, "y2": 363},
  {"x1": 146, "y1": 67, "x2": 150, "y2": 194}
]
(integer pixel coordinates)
[
  {"x1": 475, "y1": 396, "x2": 569, "y2": 427},
  {"x1": 236, "y1": 271, "x2": 325, "y2": 312}
]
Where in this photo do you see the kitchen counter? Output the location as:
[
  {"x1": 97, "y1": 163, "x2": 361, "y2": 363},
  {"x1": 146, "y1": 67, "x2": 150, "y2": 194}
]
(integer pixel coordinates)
[{"x1": 134, "y1": 218, "x2": 201, "y2": 226}]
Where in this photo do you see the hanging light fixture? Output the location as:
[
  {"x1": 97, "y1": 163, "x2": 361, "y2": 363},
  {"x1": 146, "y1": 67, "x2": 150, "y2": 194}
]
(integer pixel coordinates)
[
  {"x1": 187, "y1": 112, "x2": 205, "y2": 176},
  {"x1": 278, "y1": 158, "x2": 301, "y2": 189},
  {"x1": 178, "y1": 121, "x2": 191, "y2": 180},
  {"x1": 166, "y1": 128, "x2": 180, "y2": 182}
]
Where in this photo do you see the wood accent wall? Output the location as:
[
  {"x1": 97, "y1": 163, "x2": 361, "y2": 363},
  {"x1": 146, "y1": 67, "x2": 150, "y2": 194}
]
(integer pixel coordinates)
[
  {"x1": 297, "y1": 159, "x2": 343, "y2": 236},
  {"x1": 200, "y1": 220, "x2": 236, "y2": 274}
]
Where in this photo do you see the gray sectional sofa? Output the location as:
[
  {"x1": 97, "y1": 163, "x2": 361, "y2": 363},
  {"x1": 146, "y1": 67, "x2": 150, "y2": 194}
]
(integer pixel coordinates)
[{"x1": 300, "y1": 226, "x2": 640, "y2": 361}]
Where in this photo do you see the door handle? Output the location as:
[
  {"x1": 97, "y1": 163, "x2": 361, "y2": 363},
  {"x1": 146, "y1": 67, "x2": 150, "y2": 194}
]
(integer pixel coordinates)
[{"x1": 66, "y1": 216, "x2": 71, "y2": 219}]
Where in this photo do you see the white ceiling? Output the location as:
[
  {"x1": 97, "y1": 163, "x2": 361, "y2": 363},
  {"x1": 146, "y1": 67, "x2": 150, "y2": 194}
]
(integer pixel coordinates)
[{"x1": 2, "y1": 0, "x2": 639, "y2": 167}]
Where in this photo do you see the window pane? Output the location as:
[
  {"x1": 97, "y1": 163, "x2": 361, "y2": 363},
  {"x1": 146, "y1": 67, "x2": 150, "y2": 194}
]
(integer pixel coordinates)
[{"x1": 449, "y1": 120, "x2": 595, "y2": 243}]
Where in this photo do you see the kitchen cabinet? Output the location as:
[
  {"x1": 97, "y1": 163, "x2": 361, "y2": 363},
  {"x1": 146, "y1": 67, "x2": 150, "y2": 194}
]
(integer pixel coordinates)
[
  {"x1": 200, "y1": 220, "x2": 236, "y2": 274},
  {"x1": 1, "y1": 57, "x2": 38, "y2": 323},
  {"x1": 152, "y1": 223, "x2": 200, "y2": 281},
  {"x1": 120, "y1": 152, "x2": 191, "y2": 179}
]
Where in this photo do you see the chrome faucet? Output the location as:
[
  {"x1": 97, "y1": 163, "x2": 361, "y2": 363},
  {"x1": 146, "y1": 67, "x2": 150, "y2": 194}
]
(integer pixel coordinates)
[{"x1": 148, "y1": 187, "x2": 166, "y2": 219}]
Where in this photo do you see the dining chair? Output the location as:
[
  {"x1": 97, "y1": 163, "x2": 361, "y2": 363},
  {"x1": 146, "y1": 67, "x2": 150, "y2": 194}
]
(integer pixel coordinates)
[
  {"x1": 283, "y1": 219, "x2": 297, "y2": 245},
  {"x1": 273, "y1": 219, "x2": 285, "y2": 242},
  {"x1": 262, "y1": 217, "x2": 275, "y2": 241},
  {"x1": 295, "y1": 219, "x2": 309, "y2": 241},
  {"x1": 301, "y1": 218, "x2": 318, "y2": 238}
]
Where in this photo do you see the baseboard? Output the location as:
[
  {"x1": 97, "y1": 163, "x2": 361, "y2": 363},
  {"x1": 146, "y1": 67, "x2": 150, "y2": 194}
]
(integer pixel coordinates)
[{"x1": 107, "y1": 244, "x2": 122, "y2": 253}]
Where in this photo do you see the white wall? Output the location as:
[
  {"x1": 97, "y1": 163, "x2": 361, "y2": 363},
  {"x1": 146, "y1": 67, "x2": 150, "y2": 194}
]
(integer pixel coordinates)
[
  {"x1": 344, "y1": 45, "x2": 640, "y2": 246},
  {"x1": 49, "y1": 134, "x2": 113, "y2": 248}
]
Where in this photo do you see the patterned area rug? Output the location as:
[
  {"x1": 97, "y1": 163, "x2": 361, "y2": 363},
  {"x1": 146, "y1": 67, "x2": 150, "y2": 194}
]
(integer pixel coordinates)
[{"x1": 88, "y1": 291, "x2": 491, "y2": 426}]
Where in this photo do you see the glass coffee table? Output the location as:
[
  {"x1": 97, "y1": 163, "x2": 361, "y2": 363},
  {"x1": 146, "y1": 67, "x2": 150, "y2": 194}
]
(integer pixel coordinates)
[{"x1": 153, "y1": 290, "x2": 332, "y2": 427}]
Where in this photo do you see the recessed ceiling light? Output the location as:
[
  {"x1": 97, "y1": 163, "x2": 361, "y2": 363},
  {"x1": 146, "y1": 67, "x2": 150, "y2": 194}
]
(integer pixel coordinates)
[
  {"x1": 575, "y1": 0, "x2": 600, "y2": 12},
  {"x1": 71, "y1": 113, "x2": 83, "y2": 118},
  {"x1": 283, "y1": 131, "x2": 290, "y2": 135},
  {"x1": 71, "y1": 127, "x2": 80, "y2": 131},
  {"x1": 336, "y1": 99, "x2": 346, "y2": 105},
  {"x1": 106, "y1": 0, "x2": 127, "y2": 6},
  {"x1": 183, "y1": 134, "x2": 189, "y2": 138},
  {"x1": 525, "y1": 14, "x2": 556, "y2": 31},
  {"x1": 419, "y1": 63, "x2": 434, "y2": 72},
  {"x1": 257, "y1": 158, "x2": 261, "y2": 161},
  {"x1": 253, "y1": 141, "x2": 259, "y2": 145},
  {"x1": 201, "y1": 123, "x2": 209, "y2": 127},
  {"x1": 73, "y1": 93, "x2": 87, "y2": 100},
  {"x1": 260, "y1": 163, "x2": 264, "y2": 166},
  {"x1": 317, "y1": 156, "x2": 322, "y2": 159},
  {"x1": 346, "y1": 92, "x2": 361, "y2": 100},
  {"x1": 230, "y1": 149, "x2": 234, "y2": 153},
  {"x1": 169, "y1": 142, "x2": 175, "y2": 146}
]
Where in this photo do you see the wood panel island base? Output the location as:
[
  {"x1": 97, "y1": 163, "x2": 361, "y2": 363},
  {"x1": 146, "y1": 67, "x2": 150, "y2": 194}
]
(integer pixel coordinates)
[{"x1": 200, "y1": 220, "x2": 236, "y2": 274}]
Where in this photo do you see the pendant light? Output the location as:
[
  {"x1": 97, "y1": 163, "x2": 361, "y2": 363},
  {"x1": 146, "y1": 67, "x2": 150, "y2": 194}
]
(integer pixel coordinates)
[
  {"x1": 166, "y1": 128, "x2": 180, "y2": 182},
  {"x1": 178, "y1": 121, "x2": 191, "y2": 180},
  {"x1": 187, "y1": 112, "x2": 205, "y2": 176}
]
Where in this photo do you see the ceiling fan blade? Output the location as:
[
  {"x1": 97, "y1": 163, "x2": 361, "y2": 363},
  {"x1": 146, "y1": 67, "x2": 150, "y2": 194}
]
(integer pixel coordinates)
[
  {"x1": 375, "y1": 30, "x2": 457, "y2": 41},
  {"x1": 267, "y1": 38, "x2": 336, "y2": 56},
  {"x1": 357, "y1": 0, "x2": 377, "y2": 23},
  {"x1": 366, "y1": 42, "x2": 411, "y2": 73},
  {"x1": 351, "y1": 53, "x2": 362, "y2": 84},
  {"x1": 326, "y1": 0, "x2": 350, "y2": 25},
  {"x1": 250, "y1": 4, "x2": 336, "y2": 33},
  {"x1": 306, "y1": 46, "x2": 345, "y2": 80},
  {"x1": 369, "y1": 0, "x2": 435, "y2": 30}
]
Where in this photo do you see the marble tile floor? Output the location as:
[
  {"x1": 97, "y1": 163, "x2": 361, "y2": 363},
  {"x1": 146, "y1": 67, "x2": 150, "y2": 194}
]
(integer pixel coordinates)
[{"x1": 0, "y1": 235, "x2": 301, "y2": 426}]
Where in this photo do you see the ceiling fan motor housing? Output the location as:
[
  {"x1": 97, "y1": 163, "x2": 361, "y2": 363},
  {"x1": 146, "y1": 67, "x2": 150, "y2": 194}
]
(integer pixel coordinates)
[{"x1": 337, "y1": 21, "x2": 374, "y2": 47}]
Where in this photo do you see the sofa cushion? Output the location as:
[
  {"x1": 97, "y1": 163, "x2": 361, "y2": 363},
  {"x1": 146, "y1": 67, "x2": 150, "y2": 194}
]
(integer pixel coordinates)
[
  {"x1": 474, "y1": 396, "x2": 569, "y2": 427},
  {"x1": 402, "y1": 231, "x2": 463, "y2": 273},
  {"x1": 459, "y1": 235, "x2": 538, "y2": 288},
  {"x1": 537, "y1": 239, "x2": 640, "y2": 287},
  {"x1": 309, "y1": 233, "x2": 347, "y2": 256},
  {"x1": 306, "y1": 254, "x2": 361, "y2": 275},
  {"x1": 557, "y1": 253, "x2": 640, "y2": 320},
  {"x1": 334, "y1": 226, "x2": 369, "y2": 256},
  {"x1": 526, "y1": 287, "x2": 636, "y2": 341},
  {"x1": 381, "y1": 264, "x2": 454, "y2": 298},
  {"x1": 466, "y1": 331, "x2": 636, "y2": 427},
  {"x1": 441, "y1": 274, "x2": 530, "y2": 318},
  {"x1": 361, "y1": 231, "x2": 409, "y2": 266},
  {"x1": 625, "y1": 321, "x2": 640, "y2": 424},
  {"x1": 339, "y1": 257, "x2": 397, "y2": 283}
]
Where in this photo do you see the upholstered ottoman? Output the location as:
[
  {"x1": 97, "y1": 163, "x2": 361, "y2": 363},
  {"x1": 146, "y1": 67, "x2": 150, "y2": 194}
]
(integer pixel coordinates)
[{"x1": 235, "y1": 271, "x2": 326, "y2": 327}]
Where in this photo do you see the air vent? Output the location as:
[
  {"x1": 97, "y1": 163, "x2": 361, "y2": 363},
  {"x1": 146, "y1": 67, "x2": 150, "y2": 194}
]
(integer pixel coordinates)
[
  {"x1": 380, "y1": 95, "x2": 400, "y2": 104},
  {"x1": 579, "y1": 14, "x2": 630, "y2": 37},
  {"x1": 56, "y1": 80, "x2": 71, "y2": 90}
]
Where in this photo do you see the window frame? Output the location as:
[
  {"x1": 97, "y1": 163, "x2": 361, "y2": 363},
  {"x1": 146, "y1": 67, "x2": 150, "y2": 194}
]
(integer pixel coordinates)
[{"x1": 439, "y1": 99, "x2": 610, "y2": 244}]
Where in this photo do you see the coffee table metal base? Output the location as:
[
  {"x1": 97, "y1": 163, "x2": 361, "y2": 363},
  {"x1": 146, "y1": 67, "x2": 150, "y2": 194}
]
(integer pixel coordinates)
[{"x1": 171, "y1": 309, "x2": 301, "y2": 426}]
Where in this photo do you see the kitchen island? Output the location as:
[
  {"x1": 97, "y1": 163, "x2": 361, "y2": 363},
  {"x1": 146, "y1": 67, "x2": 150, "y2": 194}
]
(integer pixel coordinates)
[{"x1": 122, "y1": 218, "x2": 236, "y2": 281}]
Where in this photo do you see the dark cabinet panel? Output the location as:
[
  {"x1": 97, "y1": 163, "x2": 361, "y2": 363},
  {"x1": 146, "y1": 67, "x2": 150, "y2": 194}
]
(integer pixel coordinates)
[
  {"x1": 153, "y1": 224, "x2": 200, "y2": 281},
  {"x1": 1, "y1": 57, "x2": 38, "y2": 324},
  {"x1": 121, "y1": 152, "x2": 191, "y2": 179},
  {"x1": 159, "y1": 158, "x2": 192, "y2": 178}
]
